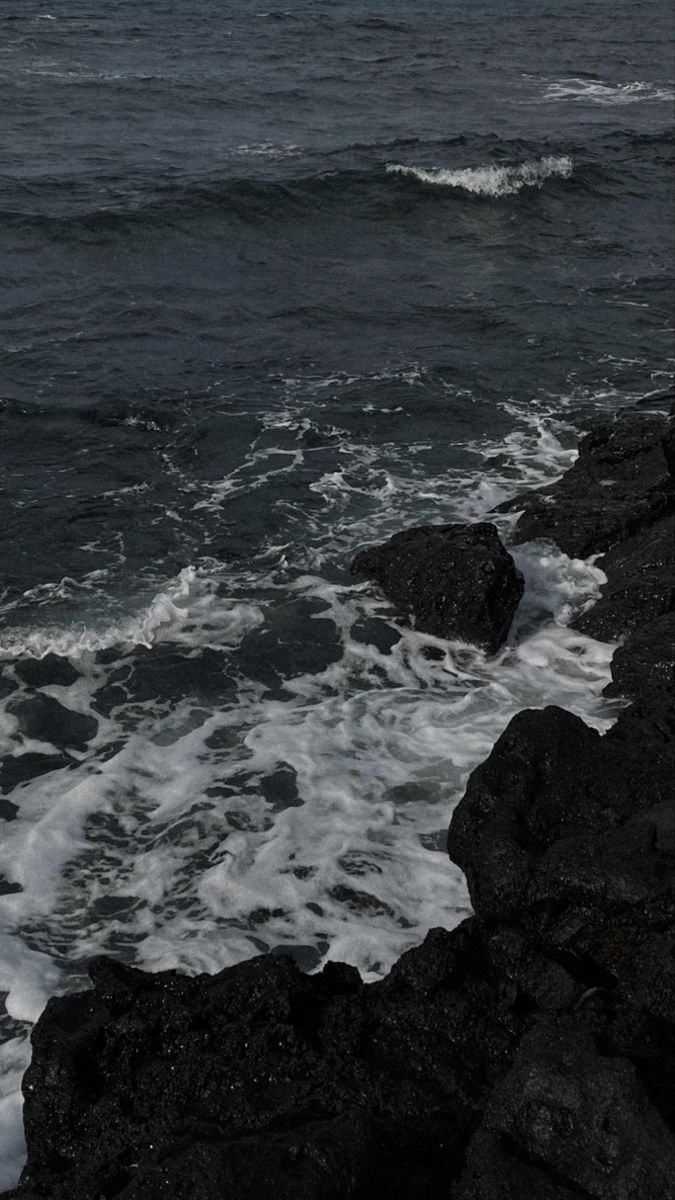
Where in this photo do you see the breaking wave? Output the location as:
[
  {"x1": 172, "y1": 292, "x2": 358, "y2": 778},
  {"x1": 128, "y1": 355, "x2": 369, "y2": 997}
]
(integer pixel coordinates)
[
  {"x1": 386, "y1": 156, "x2": 573, "y2": 197},
  {"x1": 542, "y1": 78, "x2": 674, "y2": 105},
  {"x1": 0, "y1": 567, "x2": 263, "y2": 659}
]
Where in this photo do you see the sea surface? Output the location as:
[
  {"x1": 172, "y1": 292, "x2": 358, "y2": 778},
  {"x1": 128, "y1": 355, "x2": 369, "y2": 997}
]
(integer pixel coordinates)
[{"x1": 0, "y1": 0, "x2": 673, "y2": 1181}]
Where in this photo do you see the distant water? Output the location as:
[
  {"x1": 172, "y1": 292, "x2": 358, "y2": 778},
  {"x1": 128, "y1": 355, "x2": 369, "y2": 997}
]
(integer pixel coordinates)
[{"x1": 0, "y1": 0, "x2": 673, "y2": 1183}]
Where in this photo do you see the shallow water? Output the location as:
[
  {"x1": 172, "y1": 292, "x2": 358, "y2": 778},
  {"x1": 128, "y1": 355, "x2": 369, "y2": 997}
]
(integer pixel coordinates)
[{"x1": 0, "y1": 0, "x2": 673, "y2": 1185}]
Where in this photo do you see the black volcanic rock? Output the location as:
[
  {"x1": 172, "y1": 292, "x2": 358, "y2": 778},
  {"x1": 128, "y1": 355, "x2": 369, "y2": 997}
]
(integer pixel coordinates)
[
  {"x1": 447, "y1": 705, "x2": 675, "y2": 1023},
  {"x1": 350, "y1": 522, "x2": 523, "y2": 652},
  {"x1": 448, "y1": 705, "x2": 674, "y2": 918},
  {"x1": 454, "y1": 1020, "x2": 675, "y2": 1200},
  {"x1": 606, "y1": 611, "x2": 675, "y2": 699},
  {"x1": 497, "y1": 413, "x2": 674, "y2": 559},
  {"x1": 85, "y1": 1114, "x2": 433, "y2": 1200},
  {"x1": 574, "y1": 513, "x2": 675, "y2": 642},
  {"x1": 607, "y1": 688, "x2": 675, "y2": 746},
  {"x1": 8, "y1": 925, "x2": 525, "y2": 1200}
]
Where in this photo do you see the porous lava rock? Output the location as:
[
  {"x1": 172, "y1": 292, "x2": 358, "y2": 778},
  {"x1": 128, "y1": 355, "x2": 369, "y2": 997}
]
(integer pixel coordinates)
[
  {"x1": 350, "y1": 521, "x2": 523, "y2": 652},
  {"x1": 448, "y1": 705, "x2": 675, "y2": 1025},
  {"x1": 497, "y1": 412, "x2": 674, "y2": 559},
  {"x1": 607, "y1": 687, "x2": 675, "y2": 745},
  {"x1": 606, "y1": 611, "x2": 675, "y2": 700},
  {"x1": 5, "y1": 925, "x2": 525, "y2": 1200},
  {"x1": 574, "y1": 512, "x2": 675, "y2": 642},
  {"x1": 454, "y1": 1020, "x2": 675, "y2": 1200}
]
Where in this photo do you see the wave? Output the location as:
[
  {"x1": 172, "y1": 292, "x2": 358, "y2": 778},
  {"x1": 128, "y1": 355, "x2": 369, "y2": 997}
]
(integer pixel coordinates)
[
  {"x1": 0, "y1": 567, "x2": 263, "y2": 659},
  {"x1": 386, "y1": 155, "x2": 573, "y2": 198},
  {"x1": 4, "y1": 127, "x2": 669, "y2": 236},
  {"x1": 1, "y1": 155, "x2": 576, "y2": 236},
  {"x1": 542, "y1": 78, "x2": 674, "y2": 105}
]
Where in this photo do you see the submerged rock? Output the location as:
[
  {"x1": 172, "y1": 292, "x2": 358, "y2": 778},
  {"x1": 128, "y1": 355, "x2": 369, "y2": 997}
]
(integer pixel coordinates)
[{"x1": 351, "y1": 522, "x2": 523, "y2": 652}]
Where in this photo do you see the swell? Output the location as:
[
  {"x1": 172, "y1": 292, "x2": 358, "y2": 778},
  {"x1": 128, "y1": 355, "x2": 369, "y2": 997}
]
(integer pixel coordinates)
[{"x1": 2, "y1": 127, "x2": 671, "y2": 238}]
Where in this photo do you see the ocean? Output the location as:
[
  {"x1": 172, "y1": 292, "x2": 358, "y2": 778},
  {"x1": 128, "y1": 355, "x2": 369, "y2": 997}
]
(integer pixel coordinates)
[{"x1": 0, "y1": 0, "x2": 673, "y2": 1182}]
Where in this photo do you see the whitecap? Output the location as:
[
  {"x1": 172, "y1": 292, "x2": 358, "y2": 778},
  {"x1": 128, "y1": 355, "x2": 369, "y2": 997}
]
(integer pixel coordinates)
[
  {"x1": 542, "y1": 78, "x2": 674, "y2": 105},
  {"x1": 386, "y1": 156, "x2": 573, "y2": 197}
]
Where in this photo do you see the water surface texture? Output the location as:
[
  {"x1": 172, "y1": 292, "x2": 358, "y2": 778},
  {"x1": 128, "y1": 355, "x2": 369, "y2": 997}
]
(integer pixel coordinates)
[{"x1": 0, "y1": 0, "x2": 673, "y2": 1182}]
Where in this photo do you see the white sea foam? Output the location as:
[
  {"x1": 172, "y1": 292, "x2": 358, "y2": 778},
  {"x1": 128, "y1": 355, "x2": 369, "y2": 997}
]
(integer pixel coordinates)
[
  {"x1": 0, "y1": 566, "x2": 264, "y2": 658},
  {"x1": 386, "y1": 156, "x2": 572, "y2": 197},
  {"x1": 542, "y1": 78, "x2": 674, "y2": 105},
  {"x1": 0, "y1": 1037, "x2": 30, "y2": 1192},
  {"x1": 235, "y1": 142, "x2": 299, "y2": 158}
]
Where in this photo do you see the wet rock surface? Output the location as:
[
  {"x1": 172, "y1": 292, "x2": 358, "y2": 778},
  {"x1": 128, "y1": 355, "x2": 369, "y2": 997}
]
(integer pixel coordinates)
[
  {"x1": 606, "y1": 611, "x2": 675, "y2": 699},
  {"x1": 5, "y1": 926, "x2": 523, "y2": 1200},
  {"x1": 5, "y1": 406, "x2": 675, "y2": 1200},
  {"x1": 574, "y1": 513, "x2": 675, "y2": 642},
  {"x1": 351, "y1": 521, "x2": 524, "y2": 652},
  {"x1": 498, "y1": 412, "x2": 674, "y2": 559},
  {"x1": 456, "y1": 1020, "x2": 675, "y2": 1200}
]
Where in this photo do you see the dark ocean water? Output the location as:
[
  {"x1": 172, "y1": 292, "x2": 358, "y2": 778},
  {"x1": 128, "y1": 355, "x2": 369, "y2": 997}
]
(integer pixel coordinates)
[{"x1": 0, "y1": 0, "x2": 673, "y2": 1179}]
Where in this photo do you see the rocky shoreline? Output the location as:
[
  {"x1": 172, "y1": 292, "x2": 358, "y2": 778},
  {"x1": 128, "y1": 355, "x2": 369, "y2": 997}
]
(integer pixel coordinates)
[{"x1": 3, "y1": 400, "x2": 674, "y2": 1200}]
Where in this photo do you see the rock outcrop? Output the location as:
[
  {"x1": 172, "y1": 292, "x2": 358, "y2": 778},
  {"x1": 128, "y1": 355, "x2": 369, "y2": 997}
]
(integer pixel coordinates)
[
  {"x1": 5, "y1": 925, "x2": 525, "y2": 1200},
  {"x1": 456, "y1": 1020, "x2": 675, "y2": 1200},
  {"x1": 605, "y1": 610, "x2": 675, "y2": 699},
  {"x1": 4, "y1": 406, "x2": 675, "y2": 1200},
  {"x1": 351, "y1": 521, "x2": 524, "y2": 652},
  {"x1": 574, "y1": 513, "x2": 675, "y2": 641},
  {"x1": 497, "y1": 412, "x2": 674, "y2": 559}
]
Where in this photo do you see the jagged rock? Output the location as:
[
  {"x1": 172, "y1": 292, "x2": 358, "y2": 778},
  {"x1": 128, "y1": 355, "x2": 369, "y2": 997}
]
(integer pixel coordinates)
[
  {"x1": 7, "y1": 924, "x2": 524, "y2": 1200},
  {"x1": 448, "y1": 705, "x2": 674, "y2": 917},
  {"x1": 574, "y1": 514, "x2": 675, "y2": 641},
  {"x1": 350, "y1": 522, "x2": 523, "y2": 652},
  {"x1": 497, "y1": 414, "x2": 674, "y2": 559},
  {"x1": 447, "y1": 706, "x2": 675, "y2": 1024},
  {"x1": 454, "y1": 1020, "x2": 675, "y2": 1200},
  {"x1": 6, "y1": 408, "x2": 675, "y2": 1200},
  {"x1": 12, "y1": 1113, "x2": 441, "y2": 1200},
  {"x1": 5, "y1": 693, "x2": 97, "y2": 752},
  {"x1": 605, "y1": 612, "x2": 675, "y2": 699},
  {"x1": 607, "y1": 689, "x2": 675, "y2": 745}
]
